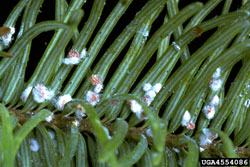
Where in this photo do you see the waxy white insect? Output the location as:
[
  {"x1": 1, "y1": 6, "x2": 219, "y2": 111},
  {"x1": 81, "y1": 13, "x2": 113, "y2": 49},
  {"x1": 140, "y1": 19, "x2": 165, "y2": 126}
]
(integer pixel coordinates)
[
  {"x1": 29, "y1": 138, "x2": 39, "y2": 152},
  {"x1": 21, "y1": 86, "x2": 33, "y2": 103},
  {"x1": 203, "y1": 105, "x2": 216, "y2": 120},
  {"x1": 199, "y1": 128, "x2": 218, "y2": 146},
  {"x1": 55, "y1": 94, "x2": 72, "y2": 110},
  {"x1": 129, "y1": 100, "x2": 143, "y2": 118},
  {"x1": 182, "y1": 110, "x2": 191, "y2": 126},
  {"x1": 63, "y1": 48, "x2": 87, "y2": 65},
  {"x1": 210, "y1": 95, "x2": 220, "y2": 107},
  {"x1": 80, "y1": 48, "x2": 87, "y2": 58},
  {"x1": 181, "y1": 110, "x2": 194, "y2": 129},
  {"x1": 152, "y1": 83, "x2": 162, "y2": 93},
  {"x1": 186, "y1": 122, "x2": 195, "y2": 130},
  {"x1": 145, "y1": 90, "x2": 156, "y2": 99},
  {"x1": 209, "y1": 79, "x2": 222, "y2": 92},
  {"x1": 212, "y1": 67, "x2": 221, "y2": 79},
  {"x1": 94, "y1": 83, "x2": 103, "y2": 93},
  {"x1": 143, "y1": 83, "x2": 152, "y2": 92},
  {"x1": 142, "y1": 83, "x2": 162, "y2": 106},
  {"x1": 85, "y1": 90, "x2": 100, "y2": 106},
  {"x1": 32, "y1": 84, "x2": 54, "y2": 103},
  {"x1": 142, "y1": 95, "x2": 153, "y2": 106}
]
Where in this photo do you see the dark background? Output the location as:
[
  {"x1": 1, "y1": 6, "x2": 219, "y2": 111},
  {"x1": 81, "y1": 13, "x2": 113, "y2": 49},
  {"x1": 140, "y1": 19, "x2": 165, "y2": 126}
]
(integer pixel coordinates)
[{"x1": 0, "y1": 0, "x2": 243, "y2": 93}]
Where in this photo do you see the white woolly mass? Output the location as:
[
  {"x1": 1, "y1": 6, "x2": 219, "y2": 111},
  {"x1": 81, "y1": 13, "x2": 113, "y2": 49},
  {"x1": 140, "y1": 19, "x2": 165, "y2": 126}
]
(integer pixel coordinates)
[
  {"x1": 63, "y1": 48, "x2": 87, "y2": 65},
  {"x1": 20, "y1": 86, "x2": 33, "y2": 103},
  {"x1": 32, "y1": 84, "x2": 54, "y2": 103},
  {"x1": 130, "y1": 100, "x2": 143, "y2": 118},
  {"x1": 94, "y1": 83, "x2": 103, "y2": 93},
  {"x1": 143, "y1": 89, "x2": 155, "y2": 106},
  {"x1": 63, "y1": 57, "x2": 81, "y2": 65},
  {"x1": 55, "y1": 94, "x2": 72, "y2": 110},
  {"x1": 186, "y1": 122, "x2": 195, "y2": 130},
  {"x1": 1, "y1": 27, "x2": 15, "y2": 46},
  {"x1": 75, "y1": 108, "x2": 86, "y2": 119},
  {"x1": 203, "y1": 105, "x2": 216, "y2": 120},
  {"x1": 9, "y1": 27, "x2": 15, "y2": 34},
  {"x1": 85, "y1": 90, "x2": 100, "y2": 106},
  {"x1": 142, "y1": 95, "x2": 153, "y2": 106},
  {"x1": 181, "y1": 110, "x2": 191, "y2": 126},
  {"x1": 210, "y1": 95, "x2": 220, "y2": 107},
  {"x1": 200, "y1": 134, "x2": 212, "y2": 146},
  {"x1": 152, "y1": 83, "x2": 162, "y2": 93},
  {"x1": 200, "y1": 128, "x2": 218, "y2": 146},
  {"x1": 143, "y1": 83, "x2": 152, "y2": 92},
  {"x1": 209, "y1": 79, "x2": 222, "y2": 92},
  {"x1": 80, "y1": 48, "x2": 87, "y2": 58},
  {"x1": 212, "y1": 67, "x2": 221, "y2": 79},
  {"x1": 141, "y1": 83, "x2": 162, "y2": 106},
  {"x1": 45, "y1": 113, "x2": 54, "y2": 122},
  {"x1": 29, "y1": 138, "x2": 39, "y2": 152},
  {"x1": 145, "y1": 90, "x2": 156, "y2": 99}
]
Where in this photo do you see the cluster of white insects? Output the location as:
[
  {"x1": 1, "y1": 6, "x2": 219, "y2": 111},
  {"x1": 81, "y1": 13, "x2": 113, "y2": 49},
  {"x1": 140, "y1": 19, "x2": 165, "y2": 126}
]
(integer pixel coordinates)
[
  {"x1": 180, "y1": 68, "x2": 222, "y2": 130},
  {"x1": 20, "y1": 47, "x2": 88, "y2": 105},
  {"x1": 85, "y1": 74, "x2": 103, "y2": 106},
  {"x1": 7, "y1": 24, "x2": 232, "y2": 154},
  {"x1": 63, "y1": 48, "x2": 87, "y2": 65},
  {"x1": 181, "y1": 110, "x2": 195, "y2": 130},
  {"x1": 20, "y1": 48, "x2": 89, "y2": 124},
  {"x1": 20, "y1": 48, "x2": 110, "y2": 130},
  {"x1": 199, "y1": 128, "x2": 218, "y2": 152},
  {"x1": 128, "y1": 83, "x2": 162, "y2": 119},
  {"x1": 203, "y1": 67, "x2": 222, "y2": 120},
  {"x1": 180, "y1": 68, "x2": 222, "y2": 152}
]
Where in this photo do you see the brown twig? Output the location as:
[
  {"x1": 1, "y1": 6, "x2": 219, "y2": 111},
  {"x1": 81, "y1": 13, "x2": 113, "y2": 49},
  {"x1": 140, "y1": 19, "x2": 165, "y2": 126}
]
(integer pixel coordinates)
[{"x1": 9, "y1": 109, "x2": 250, "y2": 157}]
